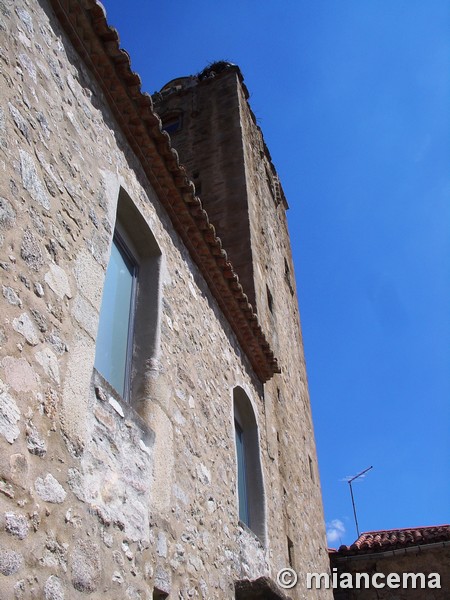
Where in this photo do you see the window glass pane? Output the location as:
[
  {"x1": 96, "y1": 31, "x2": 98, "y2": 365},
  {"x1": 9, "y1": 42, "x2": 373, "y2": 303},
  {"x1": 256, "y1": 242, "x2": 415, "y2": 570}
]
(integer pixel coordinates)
[
  {"x1": 94, "y1": 237, "x2": 135, "y2": 397},
  {"x1": 235, "y1": 421, "x2": 250, "y2": 526}
]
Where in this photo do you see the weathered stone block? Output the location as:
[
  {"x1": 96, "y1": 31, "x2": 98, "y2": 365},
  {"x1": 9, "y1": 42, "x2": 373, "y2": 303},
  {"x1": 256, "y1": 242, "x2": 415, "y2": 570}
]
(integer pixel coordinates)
[
  {"x1": 15, "y1": 6, "x2": 34, "y2": 35},
  {"x1": 0, "y1": 380, "x2": 20, "y2": 444},
  {"x1": 4, "y1": 512, "x2": 29, "y2": 539},
  {"x1": 19, "y1": 149, "x2": 50, "y2": 209},
  {"x1": 0, "y1": 196, "x2": 16, "y2": 228},
  {"x1": 20, "y1": 228, "x2": 44, "y2": 271},
  {"x1": 44, "y1": 263, "x2": 72, "y2": 299},
  {"x1": 12, "y1": 312, "x2": 39, "y2": 346},
  {"x1": 73, "y1": 250, "x2": 104, "y2": 309},
  {"x1": 1, "y1": 357, "x2": 39, "y2": 392},
  {"x1": 2, "y1": 285, "x2": 22, "y2": 307},
  {"x1": 34, "y1": 473, "x2": 66, "y2": 503},
  {"x1": 26, "y1": 421, "x2": 47, "y2": 456},
  {"x1": 35, "y1": 347, "x2": 60, "y2": 384},
  {"x1": 0, "y1": 548, "x2": 23, "y2": 576},
  {"x1": 71, "y1": 539, "x2": 101, "y2": 593},
  {"x1": 44, "y1": 575, "x2": 65, "y2": 600},
  {"x1": 9, "y1": 454, "x2": 28, "y2": 489},
  {"x1": 9, "y1": 102, "x2": 30, "y2": 142},
  {"x1": 72, "y1": 293, "x2": 98, "y2": 339}
]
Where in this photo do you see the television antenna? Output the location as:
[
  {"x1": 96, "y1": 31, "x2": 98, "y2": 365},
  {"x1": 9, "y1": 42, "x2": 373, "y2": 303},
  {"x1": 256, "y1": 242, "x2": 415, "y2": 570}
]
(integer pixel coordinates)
[{"x1": 347, "y1": 465, "x2": 373, "y2": 538}]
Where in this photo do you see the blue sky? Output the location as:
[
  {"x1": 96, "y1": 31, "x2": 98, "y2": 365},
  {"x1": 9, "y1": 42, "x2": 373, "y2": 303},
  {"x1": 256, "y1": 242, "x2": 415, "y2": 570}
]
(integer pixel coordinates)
[{"x1": 100, "y1": 0, "x2": 449, "y2": 546}]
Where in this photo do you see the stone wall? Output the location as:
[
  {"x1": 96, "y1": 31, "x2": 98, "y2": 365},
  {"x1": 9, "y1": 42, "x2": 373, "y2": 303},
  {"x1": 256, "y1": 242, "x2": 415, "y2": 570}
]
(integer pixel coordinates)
[
  {"x1": 155, "y1": 65, "x2": 331, "y2": 591},
  {"x1": 0, "y1": 1, "x2": 331, "y2": 598},
  {"x1": 236, "y1": 71, "x2": 330, "y2": 582}
]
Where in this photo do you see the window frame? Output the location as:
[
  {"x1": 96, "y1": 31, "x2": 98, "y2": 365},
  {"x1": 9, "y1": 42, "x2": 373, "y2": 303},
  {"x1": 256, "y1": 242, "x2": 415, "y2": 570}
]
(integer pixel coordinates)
[
  {"x1": 161, "y1": 111, "x2": 183, "y2": 135},
  {"x1": 234, "y1": 418, "x2": 250, "y2": 527},
  {"x1": 114, "y1": 227, "x2": 139, "y2": 403},
  {"x1": 94, "y1": 228, "x2": 139, "y2": 402},
  {"x1": 233, "y1": 387, "x2": 266, "y2": 544},
  {"x1": 93, "y1": 187, "x2": 162, "y2": 412}
]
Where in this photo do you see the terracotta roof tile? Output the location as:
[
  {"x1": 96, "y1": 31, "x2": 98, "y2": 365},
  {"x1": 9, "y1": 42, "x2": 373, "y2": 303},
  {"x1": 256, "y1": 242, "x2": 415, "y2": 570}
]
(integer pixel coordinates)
[
  {"x1": 49, "y1": 0, "x2": 280, "y2": 382},
  {"x1": 337, "y1": 524, "x2": 450, "y2": 555}
]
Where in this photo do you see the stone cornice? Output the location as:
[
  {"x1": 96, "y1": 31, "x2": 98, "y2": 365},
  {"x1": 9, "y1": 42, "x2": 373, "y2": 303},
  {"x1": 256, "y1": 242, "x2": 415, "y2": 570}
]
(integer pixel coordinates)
[{"x1": 49, "y1": 0, "x2": 280, "y2": 382}]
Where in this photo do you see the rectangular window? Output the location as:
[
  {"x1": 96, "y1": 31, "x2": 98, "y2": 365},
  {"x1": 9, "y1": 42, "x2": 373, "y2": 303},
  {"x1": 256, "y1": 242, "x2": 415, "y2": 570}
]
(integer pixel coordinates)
[
  {"x1": 94, "y1": 232, "x2": 137, "y2": 399},
  {"x1": 235, "y1": 420, "x2": 250, "y2": 527},
  {"x1": 309, "y1": 455, "x2": 315, "y2": 482},
  {"x1": 162, "y1": 114, "x2": 182, "y2": 135}
]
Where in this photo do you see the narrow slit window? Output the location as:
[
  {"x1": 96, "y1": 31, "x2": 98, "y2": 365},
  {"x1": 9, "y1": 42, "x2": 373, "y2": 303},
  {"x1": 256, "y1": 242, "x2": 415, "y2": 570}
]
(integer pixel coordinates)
[
  {"x1": 266, "y1": 284, "x2": 274, "y2": 313},
  {"x1": 287, "y1": 536, "x2": 295, "y2": 568},
  {"x1": 94, "y1": 232, "x2": 137, "y2": 399},
  {"x1": 233, "y1": 387, "x2": 266, "y2": 543},
  {"x1": 235, "y1": 420, "x2": 250, "y2": 527},
  {"x1": 309, "y1": 455, "x2": 315, "y2": 483}
]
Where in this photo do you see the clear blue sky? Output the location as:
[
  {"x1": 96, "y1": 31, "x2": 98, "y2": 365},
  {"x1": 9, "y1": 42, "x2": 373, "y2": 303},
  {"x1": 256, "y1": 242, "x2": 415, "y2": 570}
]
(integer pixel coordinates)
[{"x1": 100, "y1": 0, "x2": 449, "y2": 546}]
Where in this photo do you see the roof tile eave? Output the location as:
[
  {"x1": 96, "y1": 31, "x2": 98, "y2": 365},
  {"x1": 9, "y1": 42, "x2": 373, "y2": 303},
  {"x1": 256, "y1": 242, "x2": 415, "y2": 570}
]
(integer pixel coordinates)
[{"x1": 337, "y1": 524, "x2": 450, "y2": 555}]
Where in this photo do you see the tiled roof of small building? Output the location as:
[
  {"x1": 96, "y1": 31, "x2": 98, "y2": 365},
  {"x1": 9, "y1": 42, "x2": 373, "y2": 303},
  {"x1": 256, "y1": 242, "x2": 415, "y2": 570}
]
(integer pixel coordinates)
[
  {"x1": 49, "y1": 0, "x2": 280, "y2": 382},
  {"x1": 337, "y1": 524, "x2": 450, "y2": 556}
]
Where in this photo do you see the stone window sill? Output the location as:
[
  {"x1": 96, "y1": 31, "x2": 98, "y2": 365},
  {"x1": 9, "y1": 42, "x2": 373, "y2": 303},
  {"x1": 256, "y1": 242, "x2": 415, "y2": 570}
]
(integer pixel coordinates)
[{"x1": 92, "y1": 368, "x2": 154, "y2": 448}]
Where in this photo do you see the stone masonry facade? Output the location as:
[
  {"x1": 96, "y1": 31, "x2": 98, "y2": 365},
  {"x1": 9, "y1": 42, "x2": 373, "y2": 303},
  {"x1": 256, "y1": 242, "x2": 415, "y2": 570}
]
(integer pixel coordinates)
[{"x1": 0, "y1": 0, "x2": 332, "y2": 598}]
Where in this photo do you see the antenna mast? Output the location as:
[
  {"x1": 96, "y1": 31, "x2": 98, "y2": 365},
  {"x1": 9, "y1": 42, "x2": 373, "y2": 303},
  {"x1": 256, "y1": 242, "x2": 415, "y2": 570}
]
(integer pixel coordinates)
[{"x1": 348, "y1": 465, "x2": 373, "y2": 538}]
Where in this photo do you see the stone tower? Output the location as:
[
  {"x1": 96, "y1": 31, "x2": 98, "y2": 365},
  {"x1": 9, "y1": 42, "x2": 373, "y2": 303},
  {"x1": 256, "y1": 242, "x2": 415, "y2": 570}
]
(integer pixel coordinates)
[{"x1": 154, "y1": 61, "x2": 330, "y2": 590}]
